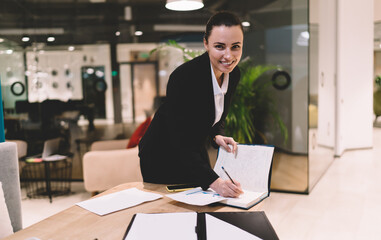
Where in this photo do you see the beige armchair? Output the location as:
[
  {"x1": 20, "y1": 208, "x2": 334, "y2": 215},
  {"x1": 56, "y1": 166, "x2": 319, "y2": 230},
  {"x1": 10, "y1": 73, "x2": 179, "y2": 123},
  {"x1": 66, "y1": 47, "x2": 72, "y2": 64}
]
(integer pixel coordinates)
[{"x1": 82, "y1": 139, "x2": 143, "y2": 194}]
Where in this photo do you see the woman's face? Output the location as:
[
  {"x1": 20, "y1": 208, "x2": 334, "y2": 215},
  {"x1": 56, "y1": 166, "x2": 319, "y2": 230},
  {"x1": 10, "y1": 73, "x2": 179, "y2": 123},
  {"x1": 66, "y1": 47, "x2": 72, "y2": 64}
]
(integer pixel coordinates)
[{"x1": 204, "y1": 25, "x2": 243, "y2": 78}]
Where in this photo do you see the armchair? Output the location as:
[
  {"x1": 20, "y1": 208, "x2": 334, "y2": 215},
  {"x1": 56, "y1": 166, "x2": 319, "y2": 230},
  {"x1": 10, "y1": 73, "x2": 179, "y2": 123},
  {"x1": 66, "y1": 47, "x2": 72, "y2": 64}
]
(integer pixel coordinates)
[
  {"x1": 82, "y1": 139, "x2": 143, "y2": 194},
  {"x1": 0, "y1": 142, "x2": 22, "y2": 236}
]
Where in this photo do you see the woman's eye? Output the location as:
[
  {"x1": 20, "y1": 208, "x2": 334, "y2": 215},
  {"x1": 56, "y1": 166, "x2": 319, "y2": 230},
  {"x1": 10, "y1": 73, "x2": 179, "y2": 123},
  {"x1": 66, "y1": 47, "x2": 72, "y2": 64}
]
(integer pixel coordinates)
[
  {"x1": 215, "y1": 45, "x2": 224, "y2": 49},
  {"x1": 232, "y1": 45, "x2": 241, "y2": 50}
]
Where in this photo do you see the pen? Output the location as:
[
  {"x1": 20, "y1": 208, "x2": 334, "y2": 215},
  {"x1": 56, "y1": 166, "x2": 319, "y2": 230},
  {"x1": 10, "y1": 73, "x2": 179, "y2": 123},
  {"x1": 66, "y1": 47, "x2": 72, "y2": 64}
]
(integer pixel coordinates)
[{"x1": 221, "y1": 166, "x2": 236, "y2": 185}]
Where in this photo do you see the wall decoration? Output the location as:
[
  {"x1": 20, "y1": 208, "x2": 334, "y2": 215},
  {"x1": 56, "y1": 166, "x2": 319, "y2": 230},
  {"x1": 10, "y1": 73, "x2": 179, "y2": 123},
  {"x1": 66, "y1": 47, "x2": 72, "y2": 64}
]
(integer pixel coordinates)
[
  {"x1": 271, "y1": 70, "x2": 291, "y2": 90},
  {"x1": 26, "y1": 50, "x2": 83, "y2": 102},
  {"x1": 10, "y1": 81, "x2": 25, "y2": 96},
  {"x1": 66, "y1": 82, "x2": 74, "y2": 90},
  {"x1": 65, "y1": 69, "x2": 71, "y2": 77}
]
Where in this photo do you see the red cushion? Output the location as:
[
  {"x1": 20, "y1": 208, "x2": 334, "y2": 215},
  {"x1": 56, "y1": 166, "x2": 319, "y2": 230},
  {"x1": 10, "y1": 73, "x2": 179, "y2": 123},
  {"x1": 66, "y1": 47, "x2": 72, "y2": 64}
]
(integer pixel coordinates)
[{"x1": 126, "y1": 117, "x2": 152, "y2": 149}]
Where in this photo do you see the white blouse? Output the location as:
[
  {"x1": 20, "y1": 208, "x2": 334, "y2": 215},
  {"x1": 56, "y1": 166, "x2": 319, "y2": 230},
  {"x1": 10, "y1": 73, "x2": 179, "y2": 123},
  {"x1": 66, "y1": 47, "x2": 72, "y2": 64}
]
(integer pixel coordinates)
[{"x1": 210, "y1": 63, "x2": 229, "y2": 126}]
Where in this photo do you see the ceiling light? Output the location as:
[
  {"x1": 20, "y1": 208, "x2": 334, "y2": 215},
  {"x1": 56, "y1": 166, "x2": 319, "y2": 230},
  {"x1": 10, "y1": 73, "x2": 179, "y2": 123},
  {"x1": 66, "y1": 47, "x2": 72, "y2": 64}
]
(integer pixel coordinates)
[
  {"x1": 134, "y1": 31, "x2": 143, "y2": 36},
  {"x1": 300, "y1": 31, "x2": 310, "y2": 39},
  {"x1": 22, "y1": 36, "x2": 30, "y2": 42},
  {"x1": 87, "y1": 68, "x2": 95, "y2": 74},
  {"x1": 115, "y1": 31, "x2": 121, "y2": 36},
  {"x1": 0, "y1": 38, "x2": 4, "y2": 43},
  {"x1": 47, "y1": 36, "x2": 55, "y2": 42},
  {"x1": 165, "y1": 0, "x2": 204, "y2": 11},
  {"x1": 6, "y1": 49, "x2": 13, "y2": 54},
  {"x1": 242, "y1": 21, "x2": 251, "y2": 27},
  {"x1": 68, "y1": 46, "x2": 75, "y2": 51}
]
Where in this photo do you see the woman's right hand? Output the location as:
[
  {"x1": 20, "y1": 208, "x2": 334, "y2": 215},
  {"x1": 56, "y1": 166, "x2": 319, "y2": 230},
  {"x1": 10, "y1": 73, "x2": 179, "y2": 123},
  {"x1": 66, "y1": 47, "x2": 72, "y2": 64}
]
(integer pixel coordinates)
[{"x1": 210, "y1": 178, "x2": 243, "y2": 198}]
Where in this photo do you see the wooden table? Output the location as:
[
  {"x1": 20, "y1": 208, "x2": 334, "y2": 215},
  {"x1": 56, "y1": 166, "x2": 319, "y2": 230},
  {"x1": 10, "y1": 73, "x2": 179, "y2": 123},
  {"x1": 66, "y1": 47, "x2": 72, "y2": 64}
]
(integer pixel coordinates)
[{"x1": 6, "y1": 182, "x2": 262, "y2": 240}]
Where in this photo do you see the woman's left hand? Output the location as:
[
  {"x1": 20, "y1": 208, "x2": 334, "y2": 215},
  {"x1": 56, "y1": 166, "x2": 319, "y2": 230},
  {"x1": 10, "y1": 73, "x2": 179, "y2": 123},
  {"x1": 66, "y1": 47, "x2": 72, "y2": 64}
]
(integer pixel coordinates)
[{"x1": 214, "y1": 135, "x2": 237, "y2": 154}]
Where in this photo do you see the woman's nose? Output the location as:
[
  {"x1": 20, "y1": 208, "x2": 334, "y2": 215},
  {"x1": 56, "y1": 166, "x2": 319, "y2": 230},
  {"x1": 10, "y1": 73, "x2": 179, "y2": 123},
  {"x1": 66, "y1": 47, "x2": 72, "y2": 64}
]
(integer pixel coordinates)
[{"x1": 224, "y1": 49, "x2": 232, "y2": 59}]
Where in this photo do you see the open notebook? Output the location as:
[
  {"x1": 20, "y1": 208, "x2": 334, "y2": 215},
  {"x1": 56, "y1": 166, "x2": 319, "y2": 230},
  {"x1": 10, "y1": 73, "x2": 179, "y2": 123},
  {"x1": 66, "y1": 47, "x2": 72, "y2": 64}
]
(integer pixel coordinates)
[
  {"x1": 213, "y1": 144, "x2": 274, "y2": 209},
  {"x1": 166, "y1": 144, "x2": 274, "y2": 209}
]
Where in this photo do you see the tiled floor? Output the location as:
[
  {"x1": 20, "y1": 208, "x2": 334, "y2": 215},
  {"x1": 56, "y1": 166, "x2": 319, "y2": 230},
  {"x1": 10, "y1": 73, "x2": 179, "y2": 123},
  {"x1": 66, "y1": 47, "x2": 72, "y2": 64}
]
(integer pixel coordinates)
[
  {"x1": 20, "y1": 182, "x2": 91, "y2": 228},
  {"x1": 19, "y1": 127, "x2": 381, "y2": 240},
  {"x1": 263, "y1": 127, "x2": 381, "y2": 239}
]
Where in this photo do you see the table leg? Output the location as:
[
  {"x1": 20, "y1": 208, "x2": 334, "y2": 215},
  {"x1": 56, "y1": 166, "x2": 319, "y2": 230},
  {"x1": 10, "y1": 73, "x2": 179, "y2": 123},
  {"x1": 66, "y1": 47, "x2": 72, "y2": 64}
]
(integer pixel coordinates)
[{"x1": 44, "y1": 162, "x2": 52, "y2": 203}]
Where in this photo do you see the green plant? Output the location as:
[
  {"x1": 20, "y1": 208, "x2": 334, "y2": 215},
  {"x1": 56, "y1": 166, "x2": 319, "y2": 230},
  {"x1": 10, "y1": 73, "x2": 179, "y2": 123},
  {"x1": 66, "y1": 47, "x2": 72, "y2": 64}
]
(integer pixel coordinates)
[
  {"x1": 375, "y1": 75, "x2": 381, "y2": 89},
  {"x1": 225, "y1": 59, "x2": 288, "y2": 144},
  {"x1": 150, "y1": 40, "x2": 203, "y2": 62}
]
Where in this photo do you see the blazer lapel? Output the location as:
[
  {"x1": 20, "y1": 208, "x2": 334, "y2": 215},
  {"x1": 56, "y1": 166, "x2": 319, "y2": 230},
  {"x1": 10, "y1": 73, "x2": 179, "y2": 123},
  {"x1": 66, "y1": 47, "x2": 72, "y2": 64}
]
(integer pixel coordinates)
[{"x1": 201, "y1": 53, "x2": 216, "y2": 127}]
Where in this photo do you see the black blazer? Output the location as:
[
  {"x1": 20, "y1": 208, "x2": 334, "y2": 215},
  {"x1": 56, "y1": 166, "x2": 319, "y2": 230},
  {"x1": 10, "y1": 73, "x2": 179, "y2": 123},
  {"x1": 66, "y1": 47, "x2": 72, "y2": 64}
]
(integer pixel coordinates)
[{"x1": 138, "y1": 52, "x2": 240, "y2": 189}]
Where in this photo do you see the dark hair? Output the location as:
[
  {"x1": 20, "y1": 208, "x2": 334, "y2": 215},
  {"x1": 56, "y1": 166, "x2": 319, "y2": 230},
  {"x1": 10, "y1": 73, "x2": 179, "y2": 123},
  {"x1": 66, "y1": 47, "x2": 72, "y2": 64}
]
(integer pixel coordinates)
[{"x1": 204, "y1": 11, "x2": 243, "y2": 43}]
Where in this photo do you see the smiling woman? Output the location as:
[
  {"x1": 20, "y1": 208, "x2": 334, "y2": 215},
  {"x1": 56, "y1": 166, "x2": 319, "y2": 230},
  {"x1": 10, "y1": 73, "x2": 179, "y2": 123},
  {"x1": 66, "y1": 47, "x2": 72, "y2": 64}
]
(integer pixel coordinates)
[{"x1": 138, "y1": 11, "x2": 245, "y2": 198}]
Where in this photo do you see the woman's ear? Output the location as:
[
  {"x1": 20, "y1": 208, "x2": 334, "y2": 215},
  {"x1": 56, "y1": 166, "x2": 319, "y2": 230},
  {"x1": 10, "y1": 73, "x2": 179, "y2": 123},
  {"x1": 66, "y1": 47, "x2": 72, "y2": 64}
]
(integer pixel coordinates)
[{"x1": 203, "y1": 38, "x2": 209, "y2": 52}]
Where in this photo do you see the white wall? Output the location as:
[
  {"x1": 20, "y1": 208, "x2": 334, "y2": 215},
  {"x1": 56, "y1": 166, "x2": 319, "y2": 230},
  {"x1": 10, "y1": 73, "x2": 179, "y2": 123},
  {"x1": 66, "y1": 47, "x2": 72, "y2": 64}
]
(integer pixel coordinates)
[
  {"x1": 336, "y1": 0, "x2": 374, "y2": 154},
  {"x1": 317, "y1": 0, "x2": 336, "y2": 148},
  {"x1": 26, "y1": 50, "x2": 83, "y2": 102},
  {"x1": 313, "y1": 0, "x2": 374, "y2": 155},
  {"x1": 375, "y1": 0, "x2": 381, "y2": 22},
  {"x1": 25, "y1": 44, "x2": 114, "y2": 121}
]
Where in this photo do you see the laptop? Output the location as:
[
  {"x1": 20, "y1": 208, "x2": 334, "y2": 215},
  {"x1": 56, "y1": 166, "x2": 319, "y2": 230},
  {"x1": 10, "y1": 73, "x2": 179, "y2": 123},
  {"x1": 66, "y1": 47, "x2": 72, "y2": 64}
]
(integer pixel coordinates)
[
  {"x1": 41, "y1": 138, "x2": 61, "y2": 159},
  {"x1": 27, "y1": 138, "x2": 66, "y2": 162}
]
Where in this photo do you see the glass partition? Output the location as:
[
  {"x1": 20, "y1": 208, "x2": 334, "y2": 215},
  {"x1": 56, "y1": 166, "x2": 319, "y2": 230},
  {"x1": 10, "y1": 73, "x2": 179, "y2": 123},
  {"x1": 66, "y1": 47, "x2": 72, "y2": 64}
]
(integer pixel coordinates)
[
  {"x1": 0, "y1": 0, "x2": 336, "y2": 192},
  {"x1": 308, "y1": 0, "x2": 336, "y2": 191},
  {"x1": 243, "y1": 0, "x2": 309, "y2": 193},
  {"x1": 0, "y1": 39, "x2": 27, "y2": 139}
]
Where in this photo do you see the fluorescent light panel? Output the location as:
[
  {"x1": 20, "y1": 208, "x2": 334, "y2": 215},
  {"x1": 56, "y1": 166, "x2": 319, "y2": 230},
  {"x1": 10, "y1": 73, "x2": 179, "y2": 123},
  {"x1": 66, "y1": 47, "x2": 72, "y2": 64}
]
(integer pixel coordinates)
[
  {"x1": 0, "y1": 28, "x2": 64, "y2": 35},
  {"x1": 154, "y1": 24, "x2": 204, "y2": 32}
]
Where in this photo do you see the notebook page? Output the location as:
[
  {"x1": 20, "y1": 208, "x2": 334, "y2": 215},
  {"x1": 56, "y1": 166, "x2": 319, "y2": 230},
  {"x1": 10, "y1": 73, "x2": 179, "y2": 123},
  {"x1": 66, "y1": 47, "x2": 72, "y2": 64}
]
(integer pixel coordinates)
[{"x1": 214, "y1": 145, "x2": 274, "y2": 193}]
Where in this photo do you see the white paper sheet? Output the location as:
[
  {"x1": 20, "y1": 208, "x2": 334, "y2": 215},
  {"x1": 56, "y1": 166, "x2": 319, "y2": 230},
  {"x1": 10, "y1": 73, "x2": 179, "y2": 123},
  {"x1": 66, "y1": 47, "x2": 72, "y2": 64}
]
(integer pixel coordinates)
[
  {"x1": 205, "y1": 214, "x2": 262, "y2": 240},
  {"x1": 76, "y1": 188, "x2": 162, "y2": 216},
  {"x1": 124, "y1": 212, "x2": 197, "y2": 240},
  {"x1": 165, "y1": 187, "x2": 227, "y2": 206}
]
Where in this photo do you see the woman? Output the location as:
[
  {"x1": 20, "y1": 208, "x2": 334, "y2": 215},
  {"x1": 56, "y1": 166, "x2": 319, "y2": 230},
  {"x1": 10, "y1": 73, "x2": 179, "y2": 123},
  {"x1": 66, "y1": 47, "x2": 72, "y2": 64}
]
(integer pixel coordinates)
[{"x1": 138, "y1": 11, "x2": 244, "y2": 197}]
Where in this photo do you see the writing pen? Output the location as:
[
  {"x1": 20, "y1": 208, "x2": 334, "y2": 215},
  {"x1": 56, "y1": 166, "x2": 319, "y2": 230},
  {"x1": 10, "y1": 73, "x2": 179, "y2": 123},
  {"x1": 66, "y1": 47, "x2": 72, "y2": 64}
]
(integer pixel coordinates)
[{"x1": 221, "y1": 166, "x2": 236, "y2": 185}]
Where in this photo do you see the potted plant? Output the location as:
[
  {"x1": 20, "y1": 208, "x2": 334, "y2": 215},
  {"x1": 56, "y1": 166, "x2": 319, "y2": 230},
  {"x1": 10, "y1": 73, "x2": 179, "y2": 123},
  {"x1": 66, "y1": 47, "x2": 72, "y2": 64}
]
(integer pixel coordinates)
[{"x1": 225, "y1": 59, "x2": 288, "y2": 144}]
